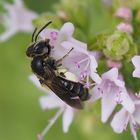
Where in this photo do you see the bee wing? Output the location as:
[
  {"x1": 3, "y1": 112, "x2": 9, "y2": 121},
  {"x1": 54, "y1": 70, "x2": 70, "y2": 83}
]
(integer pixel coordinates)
[{"x1": 41, "y1": 78, "x2": 84, "y2": 109}]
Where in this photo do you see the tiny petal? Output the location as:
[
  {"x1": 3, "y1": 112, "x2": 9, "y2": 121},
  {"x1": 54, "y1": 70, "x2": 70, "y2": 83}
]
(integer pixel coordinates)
[{"x1": 62, "y1": 107, "x2": 74, "y2": 133}]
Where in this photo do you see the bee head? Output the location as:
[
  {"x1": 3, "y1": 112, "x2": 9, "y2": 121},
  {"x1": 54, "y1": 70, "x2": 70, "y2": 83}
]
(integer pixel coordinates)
[{"x1": 26, "y1": 40, "x2": 51, "y2": 58}]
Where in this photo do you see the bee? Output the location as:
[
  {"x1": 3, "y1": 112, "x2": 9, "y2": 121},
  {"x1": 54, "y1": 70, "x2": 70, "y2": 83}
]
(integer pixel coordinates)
[{"x1": 26, "y1": 21, "x2": 90, "y2": 109}]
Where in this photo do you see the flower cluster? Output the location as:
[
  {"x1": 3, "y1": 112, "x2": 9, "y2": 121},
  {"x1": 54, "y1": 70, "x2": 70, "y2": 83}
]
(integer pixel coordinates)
[
  {"x1": 29, "y1": 22, "x2": 140, "y2": 140},
  {"x1": 0, "y1": 0, "x2": 37, "y2": 42}
]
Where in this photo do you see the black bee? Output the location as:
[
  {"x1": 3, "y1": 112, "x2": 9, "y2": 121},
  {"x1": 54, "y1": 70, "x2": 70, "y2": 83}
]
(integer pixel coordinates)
[{"x1": 26, "y1": 21, "x2": 90, "y2": 109}]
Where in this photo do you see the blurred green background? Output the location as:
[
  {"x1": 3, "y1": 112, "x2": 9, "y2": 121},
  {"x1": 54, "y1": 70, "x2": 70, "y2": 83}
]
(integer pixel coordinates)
[{"x1": 0, "y1": 0, "x2": 139, "y2": 140}]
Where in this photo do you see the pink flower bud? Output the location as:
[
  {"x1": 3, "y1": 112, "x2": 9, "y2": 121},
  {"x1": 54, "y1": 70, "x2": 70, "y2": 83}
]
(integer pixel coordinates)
[
  {"x1": 116, "y1": 7, "x2": 132, "y2": 21},
  {"x1": 117, "y1": 23, "x2": 133, "y2": 33}
]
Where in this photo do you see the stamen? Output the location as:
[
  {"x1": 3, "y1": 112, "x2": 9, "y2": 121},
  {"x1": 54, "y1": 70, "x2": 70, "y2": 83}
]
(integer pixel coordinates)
[
  {"x1": 84, "y1": 82, "x2": 95, "y2": 89},
  {"x1": 74, "y1": 57, "x2": 89, "y2": 69}
]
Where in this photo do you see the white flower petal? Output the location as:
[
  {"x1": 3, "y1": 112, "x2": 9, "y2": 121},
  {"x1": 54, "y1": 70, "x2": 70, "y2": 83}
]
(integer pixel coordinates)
[
  {"x1": 70, "y1": 38, "x2": 87, "y2": 50},
  {"x1": 133, "y1": 104, "x2": 140, "y2": 124},
  {"x1": 89, "y1": 87, "x2": 101, "y2": 102},
  {"x1": 62, "y1": 107, "x2": 74, "y2": 133},
  {"x1": 132, "y1": 56, "x2": 140, "y2": 68},
  {"x1": 101, "y1": 92, "x2": 117, "y2": 123},
  {"x1": 90, "y1": 72, "x2": 102, "y2": 84},
  {"x1": 39, "y1": 95, "x2": 64, "y2": 110},
  {"x1": 133, "y1": 69, "x2": 140, "y2": 78},
  {"x1": 121, "y1": 89, "x2": 135, "y2": 113},
  {"x1": 61, "y1": 41, "x2": 87, "y2": 54},
  {"x1": 115, "y1": 79, "x2": 124, "y2": 87},
  {"x1": 40, "y1": 29, "x2": 59, "y2": 40},
  {"x1": 111, "y1": 108, "x2": 129, "y2": 133},
  {"x1": 59, "y1": 22, "x2": 74, "y2": 39},
  {"x1": 29, "y1": 74, "x2": 47, "y2": 93},
  {"x1": 89, "y1": 55, "x2": 98, "y2": 71},
  {"x1": 102, "y1": 68, "x2": 118, "y2": 82}
]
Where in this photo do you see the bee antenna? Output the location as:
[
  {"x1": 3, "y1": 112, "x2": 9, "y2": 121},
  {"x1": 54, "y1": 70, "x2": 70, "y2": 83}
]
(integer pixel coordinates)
[
  {"x1": 56, "y1": 48, "x2": 74, "y2": 65},
  {"x1": 32, "y1": 27, "x2": 37, "y2": 42},
  {"x1": 34, "y1": 21, "x2": 52, "y2": 42}
]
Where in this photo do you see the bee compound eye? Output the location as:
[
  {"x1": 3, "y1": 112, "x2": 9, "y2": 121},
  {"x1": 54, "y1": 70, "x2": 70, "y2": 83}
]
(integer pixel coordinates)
[
  {"x1": 26, "y1": 46, "x2": 33, "y2": 57},
  {"x1": 34, "y1": 41, "x2": 50, "y2": 55}
]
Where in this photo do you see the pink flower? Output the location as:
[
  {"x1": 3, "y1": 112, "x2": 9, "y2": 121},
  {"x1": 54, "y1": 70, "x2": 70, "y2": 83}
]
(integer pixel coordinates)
[
  {"x1": 117, "y1": 23, "x2": 133, "y2": 33},
  {"x1": 132, "y1": 55, "x2": 140, "y2": 78},
  {"x1": 115, "y1": 7, "x2": 132, "y2": 21},
  {"x1": 40, "y1": 22, "x2": 100, "y2": 86},
  {"x1": 29, "y1": 75, "x2": 75, "y2": 139},
  {"x1": 0, "y1": 0, "x2": 37, "y2": 42},
  {"x1": 111, "y1": 94, "x2": 140, "y2": 140},
  {"x1": 40, "y1": 22, "x2": 88, "y2": 59},
  {"x1": 90, "y1": 68, "x2": 135, "y2": 122}
]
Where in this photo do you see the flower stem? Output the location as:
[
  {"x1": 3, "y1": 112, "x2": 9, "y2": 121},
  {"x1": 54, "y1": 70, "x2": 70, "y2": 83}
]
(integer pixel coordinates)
[{"x1": 38, "y1": 108, "x2": 64, "y2": 140}]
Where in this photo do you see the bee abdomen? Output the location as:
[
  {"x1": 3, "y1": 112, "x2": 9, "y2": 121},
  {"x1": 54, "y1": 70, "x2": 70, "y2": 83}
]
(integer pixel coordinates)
[{"x1": 59, "y1": 77, "x2": 90, "y2": 101}]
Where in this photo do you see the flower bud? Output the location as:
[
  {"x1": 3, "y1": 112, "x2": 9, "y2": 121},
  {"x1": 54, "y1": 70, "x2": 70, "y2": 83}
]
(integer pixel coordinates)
[{"x1": 103, "y1": 31, "x2": 136, "y2": 60}]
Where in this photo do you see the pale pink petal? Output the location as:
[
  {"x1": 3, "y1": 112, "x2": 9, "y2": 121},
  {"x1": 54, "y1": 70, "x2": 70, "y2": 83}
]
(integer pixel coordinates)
[
  {"x1": 121, "y1": 89, "x2": 135, "y2": 113},
  {"x1": 102, "y1": 68, "x2": 124, "y2": 87},
  {"x1": 133, "y1": 104, "x2": 140, "y2": 124},
  {"x1": 115, "y1": 79, "x2": 124, "y2": 87},
  {"x1": 39, "y1": 95, "x2": 64, "y2": 110},
  {"x1": 62, "y1": 107, "x2": 74, "y2": 133},
  {"x1": 90, "y1": 72, "x2": 102, "y2": 84},
  {"x1": 61, "y1": 41, "x2": 88, "y2": 54},
  {"x1": 40, "y1": 29, "x2": 59, "y2": 41},
  {"x1": 132, "y1": 56, "x2": 140, "y2": 68},
  {"x1": 89, "y1": 87, "x2": 101, "y2": 102},
  {"x1": 59, "y1": 22, "x2": 74, "y2": 39},
  {"x1": 89, "y1": 55, "x2": 98, "y2": 71},
  {"x1": 102, "y1": 68, "x2": 118, "y2": 82},
  {"x1": 29, "y1": 74, "x2": 47, "y2": 93},
  {"x1": 101, "y1": 92, "x2": 117, "y2": 122},
  {"x1": 111, "y1": 108, "x2": 129, "y2": 133},
  {"x1": 133, "y1": 69, "x2": 140, "y2": 78},
  {"x1": 70, "y1": 38, "x2": 87, "y2": 50}
]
